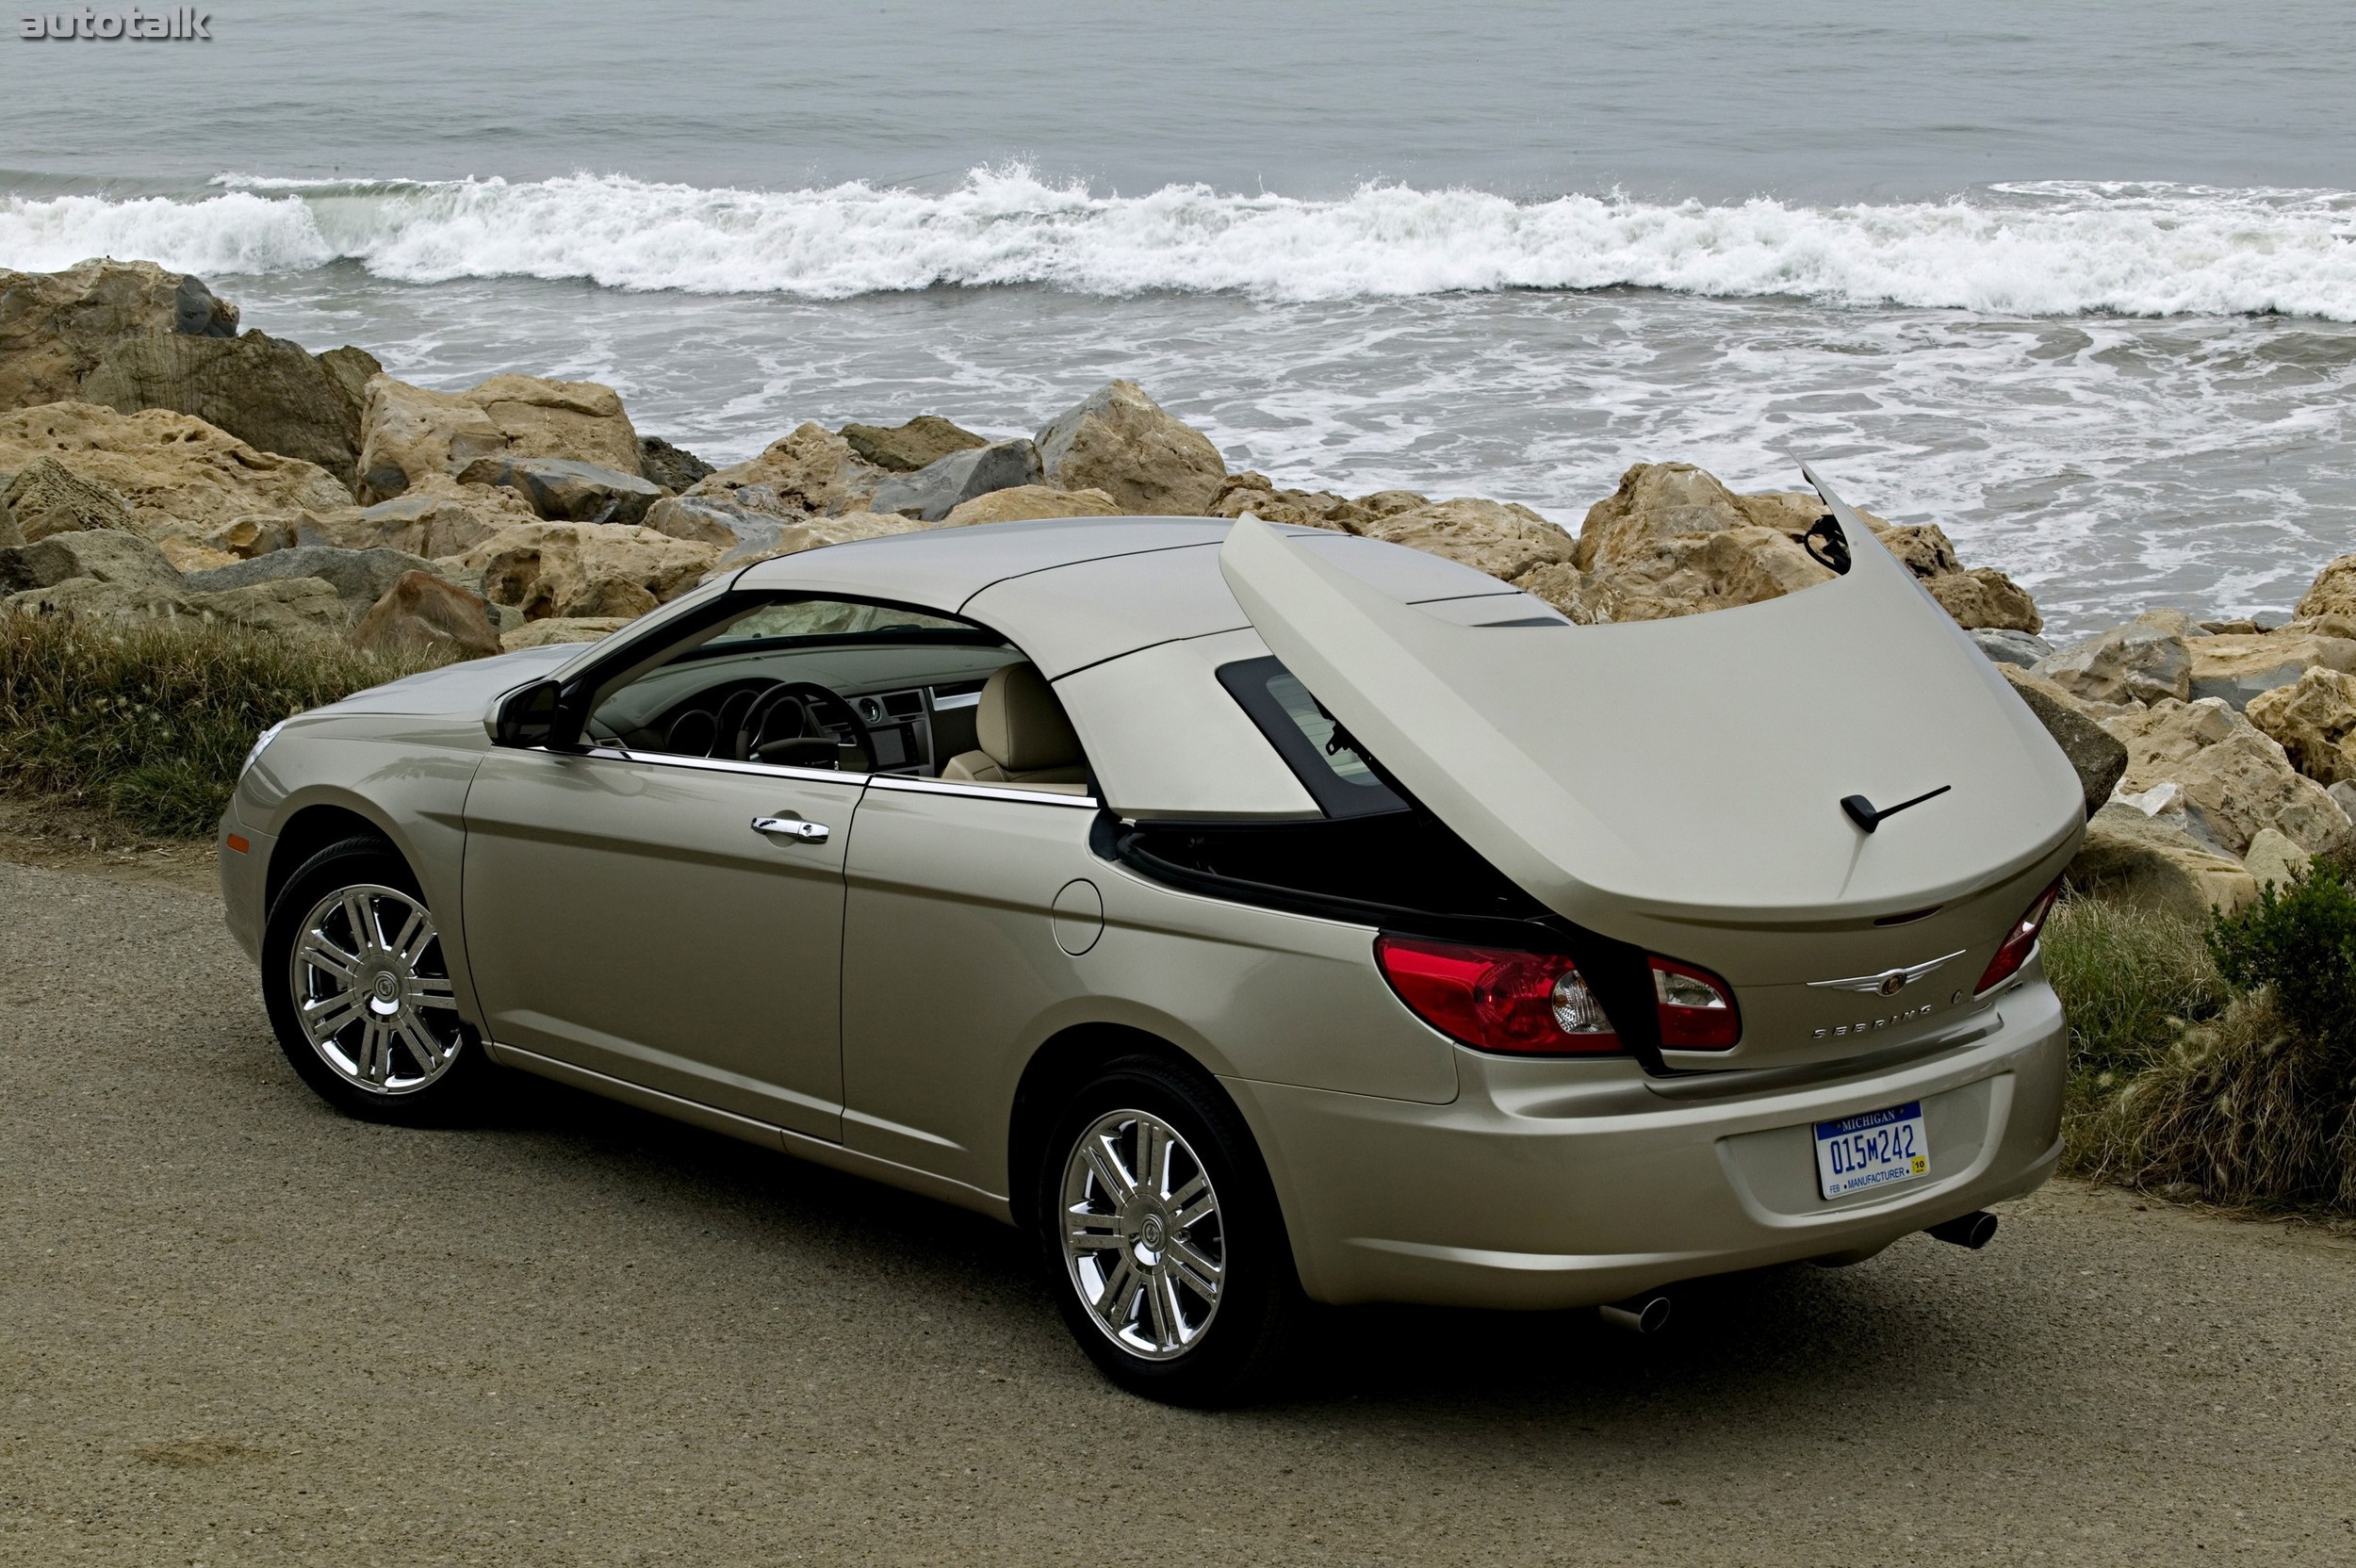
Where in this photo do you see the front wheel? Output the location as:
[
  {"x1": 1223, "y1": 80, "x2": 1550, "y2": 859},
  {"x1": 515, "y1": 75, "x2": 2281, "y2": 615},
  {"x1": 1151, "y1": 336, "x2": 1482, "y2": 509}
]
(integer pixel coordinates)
[
  {"x1": 261, "y1": 835, "x2": 494, "y2": 1123},
  {"x1": 1039, "y1": 1055, "x2": 1302, "y2": 1405}
]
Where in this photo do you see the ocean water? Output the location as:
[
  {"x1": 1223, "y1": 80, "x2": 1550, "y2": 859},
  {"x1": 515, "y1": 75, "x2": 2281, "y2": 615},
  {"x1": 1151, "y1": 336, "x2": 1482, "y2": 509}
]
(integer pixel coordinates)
[{"x1": 4, "y1": 0, "x2": 2354, "y2": 636}]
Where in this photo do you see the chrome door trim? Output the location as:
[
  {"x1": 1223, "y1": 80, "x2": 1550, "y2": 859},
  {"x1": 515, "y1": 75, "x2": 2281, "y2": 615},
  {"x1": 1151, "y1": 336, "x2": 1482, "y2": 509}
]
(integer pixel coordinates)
[
  {"x1": 577, "y1": 745, "x2": 871, "y2": 786},
  {"x1": 867, "y1": 775, "x2": 1101, "y2": 809}
]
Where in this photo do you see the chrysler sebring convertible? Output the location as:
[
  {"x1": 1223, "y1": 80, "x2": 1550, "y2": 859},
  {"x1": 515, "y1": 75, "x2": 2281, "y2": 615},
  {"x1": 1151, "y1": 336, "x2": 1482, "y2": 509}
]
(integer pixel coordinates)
[{"x1": 220, "y1": 469, "x2": 2082, "y2": 1403}]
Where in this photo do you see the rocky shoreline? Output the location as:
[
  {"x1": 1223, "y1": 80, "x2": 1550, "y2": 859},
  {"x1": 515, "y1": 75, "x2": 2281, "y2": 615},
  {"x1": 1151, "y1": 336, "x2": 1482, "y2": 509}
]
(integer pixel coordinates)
[{"x1": 8, "y1": 255, "x2": 2356, "y2": 907}]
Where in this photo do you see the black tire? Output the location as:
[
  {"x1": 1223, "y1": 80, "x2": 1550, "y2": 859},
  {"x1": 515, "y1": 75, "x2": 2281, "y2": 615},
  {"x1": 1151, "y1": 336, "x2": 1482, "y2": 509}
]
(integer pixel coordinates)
[
  {"x1": 1036, "y1": 1054, "x2": 1303, "y2": 1406},
  {"x1": 261, "y1": 834, "x2": 495, "y2": 1124}
]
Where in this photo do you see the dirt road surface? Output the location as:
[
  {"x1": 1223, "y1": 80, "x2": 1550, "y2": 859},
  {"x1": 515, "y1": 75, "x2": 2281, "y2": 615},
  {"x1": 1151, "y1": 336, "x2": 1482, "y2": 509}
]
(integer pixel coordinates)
[{"x1": 3, "y1": 858, "x2": 2353, "y2": 1565}]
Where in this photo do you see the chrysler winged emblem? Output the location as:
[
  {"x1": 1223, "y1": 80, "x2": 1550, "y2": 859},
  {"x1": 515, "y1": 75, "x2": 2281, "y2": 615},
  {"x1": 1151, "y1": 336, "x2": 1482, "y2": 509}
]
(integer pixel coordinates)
[{"x1": 1808, "y1": 950, "x2": 1964, "y2": 998}]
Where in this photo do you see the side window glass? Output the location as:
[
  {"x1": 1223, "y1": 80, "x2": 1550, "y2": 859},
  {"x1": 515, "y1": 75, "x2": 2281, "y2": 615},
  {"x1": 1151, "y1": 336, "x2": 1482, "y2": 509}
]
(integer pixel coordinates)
[
  {"x1": 583, "y1": 595, "x2": 1020, "y2": 776},
  {"x1": 1216, "y1": 656, "x2": 1406, "y2": 819}
]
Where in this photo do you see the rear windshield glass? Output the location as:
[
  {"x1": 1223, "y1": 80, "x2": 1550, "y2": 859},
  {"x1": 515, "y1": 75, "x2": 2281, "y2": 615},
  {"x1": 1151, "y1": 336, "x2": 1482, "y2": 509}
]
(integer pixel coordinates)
[{"x1": 1216, "y1": 655, "x2": 1405, "y2": 819}]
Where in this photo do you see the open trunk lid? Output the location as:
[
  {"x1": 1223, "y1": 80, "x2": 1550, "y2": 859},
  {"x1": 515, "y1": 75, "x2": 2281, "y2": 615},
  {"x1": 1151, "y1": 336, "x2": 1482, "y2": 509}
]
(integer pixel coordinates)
[{"x1": 1219, "y1": 472, "x2": 2084, "y2": 1066}]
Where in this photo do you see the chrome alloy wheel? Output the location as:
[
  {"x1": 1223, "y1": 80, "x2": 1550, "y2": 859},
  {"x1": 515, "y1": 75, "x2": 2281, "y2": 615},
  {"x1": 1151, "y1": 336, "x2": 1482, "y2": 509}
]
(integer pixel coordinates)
[
  {"x1": 1060, "y1": 1109, "x2": 1226, "y2": 1360},
  {"x1": 287, "y1": 883, "x2": 464, "y2": 1095}
]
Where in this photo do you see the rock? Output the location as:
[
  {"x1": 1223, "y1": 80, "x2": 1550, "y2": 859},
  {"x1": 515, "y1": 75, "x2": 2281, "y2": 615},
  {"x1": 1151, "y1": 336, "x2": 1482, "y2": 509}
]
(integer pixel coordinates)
[
  {"x1": 2066, "y1": 804, "x2": 2260, "y2": 923},
  {"x1": 870, "y1": 439, "x2": 1042, "y2": 522},
  {"x1": 2295, "y1": 553, "x2": 2356, "y2": 621},
  {"x1": 2036, "y1": 620, "x2": 2193, "y2": 707},
  {"x1": 183, "y1": 544, "x2": 441, "y2": 609},
  {"x1": 0, "y1": 258, "x2": 237, "y2": 411},
  {"x1": 352, "y1": 373, "x2": 641, "y2": 503},
  {"x1": 2331, "y1": 780, "x2": 2356, "y2": 823},
  {"x1": 0, "y1": 457, "x2": 133, "y2": 542},
  {"x1": 0, "y1": 401, "x2": 352, "y2": 538},
  {"x1": 2109, "y1": 778, "x2": 2231, "y2": 856},
  {"x1": 2201, "y1": 619, "x2": 2262, "y2": 636},
  {"x1": 1563, "y1": 464, "x2": 1839, "y2": 618},
  {"x1": 1511, "y1": 562, "x2": 1622, "y2": 625},
  {"x1": 500, "y1": 617, "x2": 634, "y2": 650},
  {"x1": 641, "y1": 494, "x2": 756, "y2": 548},
  {"x1": 2104, "y1": 697, "x2": 2355, "y2": 858},
  {"x1": 2243, "y1": 827, "x2": 2312, "y2": 893},
  {"x1": 155, "y1": 537, "x2": 238, "y2": 573},
  {"x1": 350, "y1": 571, "x2": 503, "y2": 662},
  {"x1": 456, "y1": 454, "x2": 662, "y2": 526},
  {"x1": 3, "y1": 575, "x2": 192, "y2": 623},
  {"x1": 440, "y1": 522, "x2": 719, "y2": 620},
  {"x1": 1971, "y1": 628, "x2": 2055, "y2": 668},
  {"x1": 938, "y1": 484, "x2": 1122, "y2": 529},
  {"x1": 1034, "y1": 381, "x2": 1225, "y2": 515},
  {"x1": 637, "y1": 434, "x2": 712, "y2": 493},
  {"x1": 1355, "y1": 497, "x2": 1578, "y2": 582},
  {"x1": 188, "y1": 576, "x2": 346, "y2": 634},
  {"x1": 1999, "y1": 664, "x2": 2130, "y2": 818},
  {"x1": 1923, "y1": 567, "x2": 2043, "y2": 633},
  {"x1": 292, "y1": 495, "x2": 505, "y2": 560},
  {"x1": 1208, "y1": 472, "x2": 1359, "y2": 531},
  {"x1": 0, "y1": 527, "x2": 183, "y2": 595},
  {"x1": 841, "y1": 416, "x2": 987, "y2": 473},
  {"x1": 709, "y1": 511, "x2": 929, "y2": 571},
  {"x1": 2245, "y1": 666, "x2": 2356, "y2": 786},
  {"x1": 78, "y1": 330, "x2": 380, "y2": 488},
  {"x1": 2185, "y1": 631, "x2": 2356, "y2": 710},
  {"x1": 687, "y1": 422, "x2": 885, "y2": 517}
]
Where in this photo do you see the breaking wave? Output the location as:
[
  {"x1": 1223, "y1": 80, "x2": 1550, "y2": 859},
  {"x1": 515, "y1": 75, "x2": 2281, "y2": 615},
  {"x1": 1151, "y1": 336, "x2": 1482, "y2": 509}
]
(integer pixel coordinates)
[{"x1": 2, "y1": 168, "x2": 2353, "y2": 318}]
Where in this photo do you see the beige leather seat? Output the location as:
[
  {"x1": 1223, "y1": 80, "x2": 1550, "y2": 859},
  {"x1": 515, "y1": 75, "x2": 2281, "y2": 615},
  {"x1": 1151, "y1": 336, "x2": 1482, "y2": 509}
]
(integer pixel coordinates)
[{"x1": 941, "y1": 662, "x2": 1090, "y2": 792}]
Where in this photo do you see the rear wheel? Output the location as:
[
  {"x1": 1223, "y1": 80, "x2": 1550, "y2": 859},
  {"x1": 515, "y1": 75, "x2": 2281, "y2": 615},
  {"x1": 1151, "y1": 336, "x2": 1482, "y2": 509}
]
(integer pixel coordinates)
[
  {"x1": 1038, "y1": 1055, "x2": 1301, "y2": 1405},
  {"x1": 261, "y1": 835, "x2": 493, "y2": 1123}
]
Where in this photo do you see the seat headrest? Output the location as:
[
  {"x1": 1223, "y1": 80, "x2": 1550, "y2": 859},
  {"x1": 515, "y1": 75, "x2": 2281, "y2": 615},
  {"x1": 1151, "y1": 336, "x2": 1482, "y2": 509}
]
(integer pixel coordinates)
[{"x1": 978, "y1": 662, "x2": 1083, "y2": 773}]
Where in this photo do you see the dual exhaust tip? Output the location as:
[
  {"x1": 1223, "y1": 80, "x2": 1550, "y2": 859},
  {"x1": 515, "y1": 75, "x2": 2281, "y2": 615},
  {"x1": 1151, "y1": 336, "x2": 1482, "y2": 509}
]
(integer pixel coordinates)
[{"x1": 1595, "y1": 1210, "x2": 1999, "y2": 1335}]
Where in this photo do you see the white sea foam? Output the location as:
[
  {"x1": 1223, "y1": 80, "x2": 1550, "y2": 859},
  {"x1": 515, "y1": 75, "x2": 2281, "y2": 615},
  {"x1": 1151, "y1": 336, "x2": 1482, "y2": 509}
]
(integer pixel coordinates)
[{"x1": 3, "y1": 168, "x2": 2353, "y2": 318}]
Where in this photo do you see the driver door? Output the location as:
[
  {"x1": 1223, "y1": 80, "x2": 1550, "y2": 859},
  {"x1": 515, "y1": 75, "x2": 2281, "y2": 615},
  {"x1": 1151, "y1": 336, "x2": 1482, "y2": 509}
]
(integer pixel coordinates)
[{"x1": 462, "y1": 747, "x2": 859, "y2": 1142}]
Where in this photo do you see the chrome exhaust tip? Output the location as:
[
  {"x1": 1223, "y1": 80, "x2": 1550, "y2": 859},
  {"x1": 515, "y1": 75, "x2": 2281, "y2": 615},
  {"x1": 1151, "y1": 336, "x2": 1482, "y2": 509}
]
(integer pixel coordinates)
[
  {"x1": 1597, "y1": 1293, "x2": 1673, "y2": 1335},
  {"x1": 1925, "y1": 1209, "x2": 1999, "y2": 1250}
]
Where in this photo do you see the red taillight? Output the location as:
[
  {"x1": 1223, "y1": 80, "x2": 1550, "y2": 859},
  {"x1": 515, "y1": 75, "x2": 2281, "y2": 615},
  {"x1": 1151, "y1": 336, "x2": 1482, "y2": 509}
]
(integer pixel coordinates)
[
  {"x1": 1649, "y1": 957, "x2": 1741, "y2": 1050},
  {"x1": 1976, "y1": 877, "x2": 2063, "y2": 993},
  {"x1": 1374, "y1": 935, "x2": 1622, "y2": 1055}
]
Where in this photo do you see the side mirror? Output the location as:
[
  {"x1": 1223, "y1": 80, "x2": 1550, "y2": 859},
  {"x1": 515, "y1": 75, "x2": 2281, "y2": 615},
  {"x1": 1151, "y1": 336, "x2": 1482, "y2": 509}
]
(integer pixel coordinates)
[{"x1": 490, "y1": 679, "x2": 577, "y2": 749}]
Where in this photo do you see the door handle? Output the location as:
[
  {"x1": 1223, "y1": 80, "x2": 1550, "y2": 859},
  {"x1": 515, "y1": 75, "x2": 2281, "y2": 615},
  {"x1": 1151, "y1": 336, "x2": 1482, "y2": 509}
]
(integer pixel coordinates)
[{"x1": 751, "y1": 814, "x2": 829, "y2": 843}]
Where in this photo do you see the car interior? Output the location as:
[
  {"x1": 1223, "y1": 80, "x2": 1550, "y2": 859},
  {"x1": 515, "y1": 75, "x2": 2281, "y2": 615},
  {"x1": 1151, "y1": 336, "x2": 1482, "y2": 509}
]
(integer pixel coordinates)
[{"x1": 582, "y1": 595, "x2": 1092, "y2": 792}]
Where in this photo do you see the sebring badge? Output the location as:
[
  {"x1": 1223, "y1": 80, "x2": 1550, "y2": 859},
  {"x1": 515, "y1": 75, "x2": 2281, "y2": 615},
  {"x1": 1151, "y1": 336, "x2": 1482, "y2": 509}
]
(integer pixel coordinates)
[{"x1": 1807, "y1": 950, "x2": 1963, "y2": 998}]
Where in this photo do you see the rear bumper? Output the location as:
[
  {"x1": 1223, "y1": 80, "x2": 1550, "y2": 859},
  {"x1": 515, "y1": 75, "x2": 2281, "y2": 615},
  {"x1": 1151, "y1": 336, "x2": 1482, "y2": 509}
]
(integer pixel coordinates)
[{"x1": 1228, "y1": 978, "x2": 2065, "y2": 1310}]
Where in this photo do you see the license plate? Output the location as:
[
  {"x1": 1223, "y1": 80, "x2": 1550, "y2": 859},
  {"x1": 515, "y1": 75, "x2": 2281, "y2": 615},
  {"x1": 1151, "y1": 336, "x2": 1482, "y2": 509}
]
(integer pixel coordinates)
[{"x1": 1813, "y1": 1101, "x2": 1930, "y2": 1200}]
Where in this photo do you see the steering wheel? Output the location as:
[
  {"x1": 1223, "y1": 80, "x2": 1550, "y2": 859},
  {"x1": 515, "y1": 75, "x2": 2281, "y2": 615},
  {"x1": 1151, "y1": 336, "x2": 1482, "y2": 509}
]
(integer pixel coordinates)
[{"x1": 734, "y1": 679, "x2": 875, "y2": 771}]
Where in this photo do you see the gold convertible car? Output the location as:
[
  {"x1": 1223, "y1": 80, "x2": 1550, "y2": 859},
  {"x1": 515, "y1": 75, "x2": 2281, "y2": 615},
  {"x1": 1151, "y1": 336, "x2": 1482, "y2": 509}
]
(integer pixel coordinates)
[{"x1": 221, "y1": 473, "x2": 2082, "y2": 1403}]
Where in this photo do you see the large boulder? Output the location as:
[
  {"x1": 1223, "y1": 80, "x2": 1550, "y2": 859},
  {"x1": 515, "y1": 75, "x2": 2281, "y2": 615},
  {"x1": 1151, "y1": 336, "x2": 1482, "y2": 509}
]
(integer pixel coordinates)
[
  {"x1": 841, "y1": 416, "x2": 987, "y2": 473},
  {"x1": 938, "y1": 484, "x2": 1121, "y2": 529},
  {"x1": 687, "y1": 422, "x2": 885, "y2": 517},
  {"x1": 1354, "y1": 497, "x2": 1577, "y2": 582},
  {"x1": 0, "y1": 259, "x2": 236, "y2": 410},
  {"x1": 1998, "y1": 664, "x2": 2130, "y2": 818},
  {"x1": 456, "y1": 454, "x2": 661, "y2": 526},
  {"x1": 869, "y1": 439, "x2": 1042, "y2": 522},
  {"x1": 641, "y1": 494, "x2": 756, "y2": 548},
  {"x1": 2104, "y1": 696, "x2": 2355, "y2": 858},
  {"x1": 1035, "y1": 381, "x2": 1225, "y2": 515},
  {"x1": 0, "y1": 527, "x2": 183, "y2": 594},
  {"x1": 1208, "y1": 472, "x2": 1357, "y2": 531},
  {"x1": 2185, "y1": 630, "x2": 2356, "y2": 710},
  {"x1": 183, "y1": 544, "x2": 442, "y2": 610},
  {"x1": 501, "y1": 616, "x2": 634, "y2": 650},
  {"x1": 353, "y1": 373, "x2": 641, "y2": 503},
  {"x1": 1923, "y1": 568, "x2": 2043, "y2": 633},
  {"x1": 2065, "y1": 804, "x2": 2260, "y2": 923},
  {"x1": 2245, "y1": 666, "x2": 2356, "y2": 786},
  {"x1": 709, "y1": 510, "x2": 929, "y2": 571},
  {"x1": 188, "y1": 577, "x2": 347, "y2": 634},
  {"x1": 2294, "y1": 553, "x2": 2356, "y2": 621},
  {"x1": 291, "y1": 494, "x2": 507, "y2": 560},
  {"x1": 637, "y1": 434, "x2": 712, "y2": 493},
  {"x1": 441, "y1": 521, "x2": 719, "y2": 620},
  {"x1": 2243, "y1": 826, "x2": 2312, "y2": 893},
  {"x1": 0, "y1": 457, "x2": 134, "y2": 543},
  {"x1": 2036, "y1": 616, "x2": 2193, "y2": 707},
  {"x1": 79, "y1": 331, "x2": 381, "y2": 488},
  {"x1": 2, "y1": 572, "x2": 342, "y2": 634},
  {"x1": 0, "y1": 401, "x2": 353, "y2": 538},
  {"x1": 350, "y1": 571, "x2": 503, "y2": 662},
  {"x1": 1971, "y1": 628, "x2": 2055, "y2": 668}
]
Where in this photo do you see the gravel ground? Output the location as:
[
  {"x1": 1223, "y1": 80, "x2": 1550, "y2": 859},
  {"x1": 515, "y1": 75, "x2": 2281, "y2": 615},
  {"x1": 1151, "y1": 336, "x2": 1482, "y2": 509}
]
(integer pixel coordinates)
[{"x1": 3, "y1": 858, "x2": 2354, "y2": 1566}]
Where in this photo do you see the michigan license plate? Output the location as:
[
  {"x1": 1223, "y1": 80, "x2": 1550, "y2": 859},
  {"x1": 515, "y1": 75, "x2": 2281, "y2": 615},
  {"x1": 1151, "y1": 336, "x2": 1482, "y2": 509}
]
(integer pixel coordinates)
[{"x1": 1813, "y1": 1102, "x2": 1930, "y2": 1200}]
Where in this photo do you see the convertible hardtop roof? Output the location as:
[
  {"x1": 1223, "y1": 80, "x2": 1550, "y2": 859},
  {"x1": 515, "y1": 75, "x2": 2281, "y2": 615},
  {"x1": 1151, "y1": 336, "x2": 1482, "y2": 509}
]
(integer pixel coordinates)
[{"x1": 731, "y1": 514, "x2": 1525, "y2": 678}]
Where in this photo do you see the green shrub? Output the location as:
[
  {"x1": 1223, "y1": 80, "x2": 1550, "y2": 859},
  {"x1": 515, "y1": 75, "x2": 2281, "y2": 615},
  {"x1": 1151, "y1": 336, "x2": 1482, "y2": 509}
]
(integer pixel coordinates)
[
  {"x1": 2206, "y1": 859, "x2": 2356, "y2": 1051},
  {"x1": 2041, "y1": 895, "x2": 2223, "y2": 1085},
  {"x1": 0, "y1": 609, "x2": 443, "y2": 836}
]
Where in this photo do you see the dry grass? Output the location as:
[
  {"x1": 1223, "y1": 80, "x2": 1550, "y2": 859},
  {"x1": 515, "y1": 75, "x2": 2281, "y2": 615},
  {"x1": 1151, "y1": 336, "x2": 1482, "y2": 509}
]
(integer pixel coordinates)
[{"x1": 0, "y1": 609, "x2": 442, "y2": 837}]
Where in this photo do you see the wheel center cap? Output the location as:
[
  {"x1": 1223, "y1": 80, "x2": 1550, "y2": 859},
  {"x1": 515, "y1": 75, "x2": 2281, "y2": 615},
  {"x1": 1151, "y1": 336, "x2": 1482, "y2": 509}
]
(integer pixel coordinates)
[
  {"x1": 1138, "y1": 1213, "x2": 1166, "y2": 1250},
  {"x1": 373, "y1": 972, "x2": 401, "y2": 1002}
]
